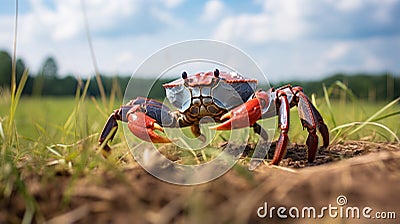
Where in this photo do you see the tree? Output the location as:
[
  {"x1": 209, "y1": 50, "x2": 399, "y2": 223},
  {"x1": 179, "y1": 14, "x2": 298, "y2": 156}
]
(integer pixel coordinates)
[
  {"x1": 0, "y1": 50, "x2": 12, "y2": 87},
  {"x1": 41, "y1": 56, "x2": 58, "y2": 77},
  {"x1": 33, "y1": 56, "x2": 59, "y2": 96}
]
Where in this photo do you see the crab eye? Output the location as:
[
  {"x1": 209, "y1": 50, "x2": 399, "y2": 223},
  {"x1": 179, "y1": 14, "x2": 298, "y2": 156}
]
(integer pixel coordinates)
[
  {"x1": 182, "y1": 71, "x2": 188, "y2": 79},
  {"x1": 214, "y1": 69, "x2": 219, "y2": 78}
]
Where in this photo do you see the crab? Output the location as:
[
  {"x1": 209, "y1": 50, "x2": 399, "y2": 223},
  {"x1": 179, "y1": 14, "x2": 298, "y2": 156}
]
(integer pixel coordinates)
[{"x1": 99, "y1": 69, "x2": 329, "y2": 165}]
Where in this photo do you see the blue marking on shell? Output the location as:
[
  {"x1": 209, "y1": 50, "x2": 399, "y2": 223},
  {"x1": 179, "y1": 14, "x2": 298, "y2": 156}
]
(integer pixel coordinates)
[
  {"x1": 165, "y1": 84, "x2": 191, "y2": 112},
  {"x1": 212, "y1": 80, "x2": 257, "y2": 110}
]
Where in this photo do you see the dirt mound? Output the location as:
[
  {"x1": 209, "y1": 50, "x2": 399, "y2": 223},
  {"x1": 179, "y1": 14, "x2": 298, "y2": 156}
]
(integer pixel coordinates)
[{"x1": 1, "y1": 141, "x2": 399, "y2": 223}]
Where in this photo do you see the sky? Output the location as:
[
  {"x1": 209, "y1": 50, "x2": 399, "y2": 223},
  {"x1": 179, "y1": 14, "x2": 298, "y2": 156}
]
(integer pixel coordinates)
[{"x1": 0, "y1": 0, "x2": 399, "y2": 82}]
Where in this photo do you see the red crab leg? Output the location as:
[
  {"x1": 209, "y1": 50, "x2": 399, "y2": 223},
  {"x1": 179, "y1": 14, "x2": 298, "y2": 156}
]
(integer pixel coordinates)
[
  {"x1": 209, "y1": 98, "x2": 262, "y2": 130},
  {"x1": 306, "y1": 128, "x2": 318, "y2": 163},
  {"x1": 271, "y1": 91, "x2": 290, "y2": 165},
  {"x1": 127, "y1": 111, "x2": 171, "y2": 143},
  {"x1": 294, "y1": 87, "x2": 329, "y2": 162}
]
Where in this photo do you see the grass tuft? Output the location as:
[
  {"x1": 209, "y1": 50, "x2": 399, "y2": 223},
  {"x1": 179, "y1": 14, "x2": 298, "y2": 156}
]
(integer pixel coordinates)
[
  {"x1": 323, "y1": 82, "x2": 399, "y2": 143},
  {"x1": 331, "y1": 121, "x2": 399, "y2": 142}
]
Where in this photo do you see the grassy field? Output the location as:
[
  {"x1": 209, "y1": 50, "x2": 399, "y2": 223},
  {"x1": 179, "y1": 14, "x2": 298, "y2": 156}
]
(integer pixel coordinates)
[
  {"x1": 1, "y1": 95, "x2": 398, "y2": 144},
  {"x1": 0, "y1": 92, "x2": 399, "y2": 170},
  {"x1": 0, "y1": 95, "x2": 398, "y2": 166},
  {"x1": 1, "y1": 81, "x2": 400, "y2": 223}
]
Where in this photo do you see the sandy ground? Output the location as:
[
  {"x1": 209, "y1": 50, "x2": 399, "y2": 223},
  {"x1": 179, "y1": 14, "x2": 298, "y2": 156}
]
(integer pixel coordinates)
[{"x1": 1, "y1": 141, "x2": 400, "y2": 223}]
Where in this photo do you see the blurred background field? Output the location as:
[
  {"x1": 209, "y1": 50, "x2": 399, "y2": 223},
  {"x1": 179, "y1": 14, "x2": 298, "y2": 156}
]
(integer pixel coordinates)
[{"x1": 0, "y1": 94, "x2": 399, "y2": 144}]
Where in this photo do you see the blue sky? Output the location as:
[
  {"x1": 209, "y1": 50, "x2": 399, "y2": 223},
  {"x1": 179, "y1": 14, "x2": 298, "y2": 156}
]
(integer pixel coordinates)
[{"x1": 0, "y1": 0, "x2": 399, "y2": 82}]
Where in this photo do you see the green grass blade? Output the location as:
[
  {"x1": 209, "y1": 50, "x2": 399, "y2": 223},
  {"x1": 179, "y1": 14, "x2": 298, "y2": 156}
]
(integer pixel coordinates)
[
  {"x1": 333, "y1": 81, "x2": 367, "y2": 116},
  {"x1": 91, "y1": 96, "x2": 108, "y2": 118},
  {"x1": 348, "y1": 97, "x2": 400, "y2": 136},
  {"x1": 12, "y1": 69, "x2": 29, "y2": 110},
  {"x1": 7, "y1": 69, "x2": 29, "y2": 145},
  {"x1": 63, "y1": 78, "x2": 83, "y2": 133},
  {"x1": 63, "y1": 78, "x2": 91, "y2": 133},
  {"x1": 310, "y1": 93, "x2": 320, "y2": 111},
  {"x1": 331, "y1": 121, "x2": 399, "y2": 142},
  {"x1": 334, "y1": 81, "x2": 358, "y2": 102},
  {"x1": 322, "y1": 83, "x2": 337, "y2": 127},
  {"x1": 108, "y1": 76, "x2": 119, "y2": 112},
  {"x1": 371, "y1": 111, "x2": 400, "y2": 122},
  {"x1": 10, "y1": 0, "x2": 19, "y2": 102},
  {"x1": 0, "y1": 118, "x2": 5, "y2": 141}
]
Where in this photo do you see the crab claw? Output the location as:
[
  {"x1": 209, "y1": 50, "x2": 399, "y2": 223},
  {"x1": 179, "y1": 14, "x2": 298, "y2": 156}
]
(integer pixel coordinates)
[
  {"x1": 127, "y1": 111, "x2": 171, "y2": 143},
  {"x1": 210, "y1": 98, "x2": 262, "y2": 130}
]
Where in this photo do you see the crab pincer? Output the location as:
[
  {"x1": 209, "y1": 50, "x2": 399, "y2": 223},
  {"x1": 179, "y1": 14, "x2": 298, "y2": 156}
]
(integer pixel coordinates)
[
  {"x1": 127, "y1": 111, "x2": 171, "y2": 143},
  {"x1": 98, "y1": 98, "x2": 173, "y2": 157},
  {"x1": 210, "y1": 98, "x2": 262, "y2": 130}
]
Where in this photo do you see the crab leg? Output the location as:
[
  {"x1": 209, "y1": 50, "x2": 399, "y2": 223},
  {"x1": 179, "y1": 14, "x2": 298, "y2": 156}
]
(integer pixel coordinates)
[
  {"x1": 253, "y1": 122, "x2": 269, "y2": 141},
  {"x1": 249, "y1": 122, "x2": 271, "y2": 169},
  {"x1": 294, "y1": 87, "x2": 329, "y2": 162},
  {"x1": 306, "y1": 128, "x2": 318, "y2": 163},
  {"x1": 209, "y1": 98, "x2": 262, "y2": 130},
  {"x1": 271, "y1": 91, "x2": 290, "y2": 165},
  {"x1": 191, "y1": 124, "x2": 206, "y2": 142},
  {"x1": 98, "y1": 111, "x2": 120, "y2": 156}
]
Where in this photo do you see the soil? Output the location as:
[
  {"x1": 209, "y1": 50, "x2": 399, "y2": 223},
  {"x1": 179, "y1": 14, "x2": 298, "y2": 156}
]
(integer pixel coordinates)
[{"x1": 1, "y1": 141, "x2": 400, "y2": 224}]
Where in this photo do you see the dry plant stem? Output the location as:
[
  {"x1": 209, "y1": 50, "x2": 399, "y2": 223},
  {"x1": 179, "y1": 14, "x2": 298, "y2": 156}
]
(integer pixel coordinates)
[{"x1": 80, "y1": 0, "x2": 107, "y2": 108}]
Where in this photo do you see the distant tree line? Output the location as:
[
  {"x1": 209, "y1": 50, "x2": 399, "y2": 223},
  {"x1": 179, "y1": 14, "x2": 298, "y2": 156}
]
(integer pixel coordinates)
[
  {"x1": 0, "y1": 50, "x2": 399, "y2": 101},
  {"x1": 274, "y1": 73, "x2": 399, "y2": 101}
]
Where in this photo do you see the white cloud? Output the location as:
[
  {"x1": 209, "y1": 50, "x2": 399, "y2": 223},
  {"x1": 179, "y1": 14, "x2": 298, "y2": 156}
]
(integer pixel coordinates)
[
  {"x1": 0, "y1": 0, "x2": 186, "y2": 75},
  {"x1": 150, "y1": 7, "x2": 184, "y2": 28},
  {"x1": 328, "y1": 0, "x2": 363, "y2": 11},
  {"x1": 24, "y1": 0, "x2": 134, "y2": 42},
  {"x1": 324, "y1": 42, "x2": 351, "y2": 61},
  {"x1": 213, "y1": 1, "x2": 307, "y2": 43},
  {"x1": 115, "y1": 51, "x2": 136, "y2": 65},
  {"x1": 28, "y1": 0, "x2": 82, "y2": 41},
  {"x1": 84, "y1": 0, "x2": 139, "y2": 30},
  {"x1": 371, "y1": 0, "x2": 399, "y2": 25},
  {"x1": 202, "y1": 0, "x2": 225, "y2": 22},
  {"x1": 0, "y1": 0, "x2": 398, "y2": 81},
  {"x1": 164, "y1": 0, "x2": 185, "y2": 9},
  {"x1": 317, "y1": 38, "x2": 397, "y2": 75}
]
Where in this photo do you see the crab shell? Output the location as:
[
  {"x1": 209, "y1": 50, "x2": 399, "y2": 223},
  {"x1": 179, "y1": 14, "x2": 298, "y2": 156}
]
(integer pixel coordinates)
[{"x1": 163, "y1": 71, "x2": 258, "y2": 113}]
